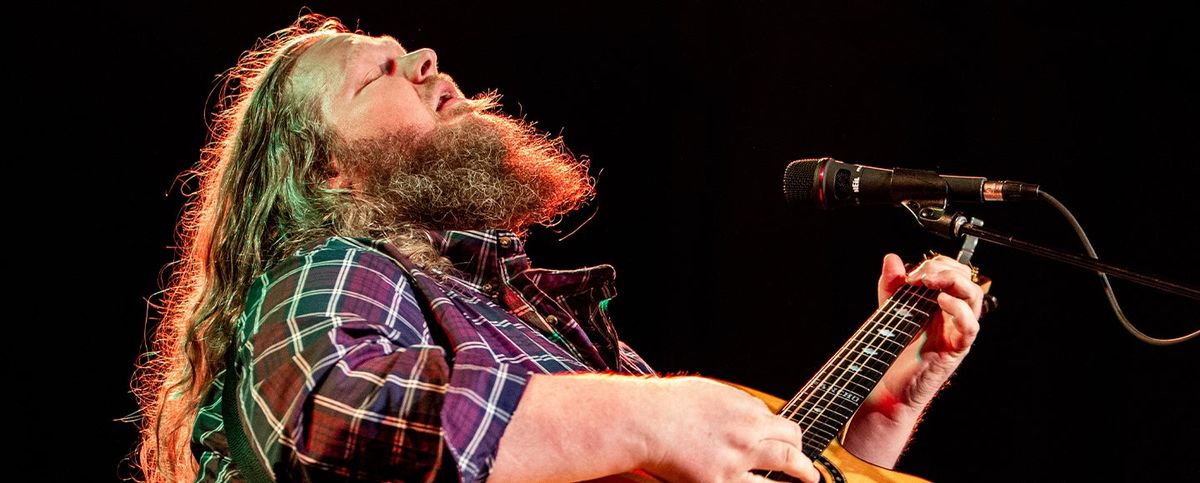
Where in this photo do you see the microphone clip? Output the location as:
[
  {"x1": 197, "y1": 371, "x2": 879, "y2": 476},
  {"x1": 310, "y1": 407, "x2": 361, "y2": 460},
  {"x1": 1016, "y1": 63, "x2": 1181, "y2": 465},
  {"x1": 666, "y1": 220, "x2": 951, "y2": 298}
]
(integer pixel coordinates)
[{"x1": 899, "y1": 200, "x2": 985, "y2": 260}]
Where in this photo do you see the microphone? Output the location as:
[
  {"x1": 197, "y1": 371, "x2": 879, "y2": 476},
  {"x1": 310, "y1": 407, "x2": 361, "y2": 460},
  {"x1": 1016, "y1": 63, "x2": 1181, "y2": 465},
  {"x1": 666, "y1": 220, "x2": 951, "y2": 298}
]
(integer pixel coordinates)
[{"x1": 783, "y1": 157, "x2": 1040, "y2": 209}]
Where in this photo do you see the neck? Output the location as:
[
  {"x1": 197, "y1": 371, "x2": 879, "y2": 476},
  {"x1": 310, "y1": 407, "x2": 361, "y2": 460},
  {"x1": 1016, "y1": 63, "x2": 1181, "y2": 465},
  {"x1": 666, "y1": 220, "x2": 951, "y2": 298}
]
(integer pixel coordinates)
[{"x1": 778, "y1": 283, "x2": 941, "y2": 458}]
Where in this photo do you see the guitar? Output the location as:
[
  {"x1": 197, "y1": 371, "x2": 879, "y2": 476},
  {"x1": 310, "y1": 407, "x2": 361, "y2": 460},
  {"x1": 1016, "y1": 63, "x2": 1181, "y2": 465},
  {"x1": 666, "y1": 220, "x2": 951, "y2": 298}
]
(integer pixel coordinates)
[{"x1": 590, "y1": 252, "x2": 991, "y2": 483}]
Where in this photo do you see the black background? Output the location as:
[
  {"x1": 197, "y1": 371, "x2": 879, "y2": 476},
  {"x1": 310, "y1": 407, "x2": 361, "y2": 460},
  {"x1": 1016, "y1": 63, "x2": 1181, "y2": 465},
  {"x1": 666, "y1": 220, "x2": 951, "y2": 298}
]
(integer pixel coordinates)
[{"x1": 34, "y1": 1, "x2": 1200, "y2": 481}]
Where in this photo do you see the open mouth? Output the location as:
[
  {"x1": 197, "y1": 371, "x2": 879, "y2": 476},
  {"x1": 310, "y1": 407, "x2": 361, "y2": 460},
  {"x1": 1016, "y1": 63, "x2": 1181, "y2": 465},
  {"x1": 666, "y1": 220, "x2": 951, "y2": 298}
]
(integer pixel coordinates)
[{"x1": 437, "y1": 92, "x2": 452, "y2": 112}]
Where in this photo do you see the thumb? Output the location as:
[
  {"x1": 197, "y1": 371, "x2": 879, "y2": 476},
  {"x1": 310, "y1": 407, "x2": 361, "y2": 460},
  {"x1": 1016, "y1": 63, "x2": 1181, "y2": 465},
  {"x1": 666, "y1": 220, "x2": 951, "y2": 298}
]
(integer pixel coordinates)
[{"x1": 877, "y1": 253, "x2": 908, "y2": 306}]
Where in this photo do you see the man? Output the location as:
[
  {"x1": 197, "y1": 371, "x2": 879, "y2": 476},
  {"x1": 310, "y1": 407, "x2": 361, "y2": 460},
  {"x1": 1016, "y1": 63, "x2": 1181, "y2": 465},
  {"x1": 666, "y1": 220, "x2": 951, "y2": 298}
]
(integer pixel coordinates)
[{"x1": 132, "y1": 13, "x2": 984, "y2": 483}]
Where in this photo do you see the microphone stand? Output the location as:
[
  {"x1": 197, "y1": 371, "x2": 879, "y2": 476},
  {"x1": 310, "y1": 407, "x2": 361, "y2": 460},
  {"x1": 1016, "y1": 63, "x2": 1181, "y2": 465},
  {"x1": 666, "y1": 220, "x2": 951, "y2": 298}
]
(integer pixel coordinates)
[{"x1": 900, "y1": 200, "x2": 1200, "y2": 301}]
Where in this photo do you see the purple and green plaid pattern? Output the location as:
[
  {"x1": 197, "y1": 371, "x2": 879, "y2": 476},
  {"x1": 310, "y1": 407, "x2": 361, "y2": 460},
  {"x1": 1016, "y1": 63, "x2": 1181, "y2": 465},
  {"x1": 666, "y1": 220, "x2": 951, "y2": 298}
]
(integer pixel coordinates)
[{"x1": 191, "y1": 229, "x2": 656, "y2": 482}]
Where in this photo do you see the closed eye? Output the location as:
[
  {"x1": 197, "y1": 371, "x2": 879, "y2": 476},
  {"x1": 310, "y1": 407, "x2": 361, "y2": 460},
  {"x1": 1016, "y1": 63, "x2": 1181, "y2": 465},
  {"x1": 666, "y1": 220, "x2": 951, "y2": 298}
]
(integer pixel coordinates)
[{"x1": 355, "y1": 59, "x2": 396, "y2": 95}]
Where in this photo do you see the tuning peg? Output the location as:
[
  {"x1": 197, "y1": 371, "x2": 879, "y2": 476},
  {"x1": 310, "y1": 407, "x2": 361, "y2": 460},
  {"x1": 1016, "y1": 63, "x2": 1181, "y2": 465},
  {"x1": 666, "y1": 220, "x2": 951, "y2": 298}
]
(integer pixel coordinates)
[{"x1": 982, "y1": 293, "x2": 999, "y2": 317}]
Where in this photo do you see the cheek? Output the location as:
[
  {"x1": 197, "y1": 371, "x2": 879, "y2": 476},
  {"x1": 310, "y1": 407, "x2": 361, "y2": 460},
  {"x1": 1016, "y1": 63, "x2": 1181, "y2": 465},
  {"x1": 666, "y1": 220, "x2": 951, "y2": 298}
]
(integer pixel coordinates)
[{"x1": 337, "y1": 91, "x2": 436, "y2": 140}]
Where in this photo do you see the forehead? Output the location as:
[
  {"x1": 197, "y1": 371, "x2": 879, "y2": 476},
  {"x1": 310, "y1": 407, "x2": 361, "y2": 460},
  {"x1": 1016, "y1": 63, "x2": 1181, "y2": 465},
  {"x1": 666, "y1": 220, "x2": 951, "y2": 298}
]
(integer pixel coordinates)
[
  {"x1": 292, "y1": 33, "x2": 405, "y2": 98},
  {"x1": 302, "y1": 33, "x2": 404, "y2": 70}
]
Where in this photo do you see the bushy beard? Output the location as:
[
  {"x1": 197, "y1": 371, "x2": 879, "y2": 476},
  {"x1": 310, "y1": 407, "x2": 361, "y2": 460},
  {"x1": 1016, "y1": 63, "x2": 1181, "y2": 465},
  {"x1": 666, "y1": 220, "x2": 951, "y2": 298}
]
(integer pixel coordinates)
[{"x1": 332, "y1": 98, "x2": 595, "y2": 236}]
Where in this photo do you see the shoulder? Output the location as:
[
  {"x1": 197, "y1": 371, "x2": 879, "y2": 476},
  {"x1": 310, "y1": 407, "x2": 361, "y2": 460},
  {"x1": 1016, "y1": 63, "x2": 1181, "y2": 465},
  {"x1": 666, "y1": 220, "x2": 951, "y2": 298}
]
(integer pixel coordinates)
[
  {"x1": 262, "y1": 236, "x2": 409, "y2": 282},
  {"x1": 239, "y1": 236, "x2": 431, "y2": 341},
  {"x1": 241, "y1": 236, "x2": 419, "y2": 312}
]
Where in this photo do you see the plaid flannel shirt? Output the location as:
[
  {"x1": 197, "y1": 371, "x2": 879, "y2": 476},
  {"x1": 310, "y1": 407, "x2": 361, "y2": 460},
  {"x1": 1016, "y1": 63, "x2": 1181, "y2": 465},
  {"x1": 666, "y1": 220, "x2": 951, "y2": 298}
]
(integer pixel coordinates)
[{"x1": 190, "y1": 229, "x2": 657, "y2": 482}]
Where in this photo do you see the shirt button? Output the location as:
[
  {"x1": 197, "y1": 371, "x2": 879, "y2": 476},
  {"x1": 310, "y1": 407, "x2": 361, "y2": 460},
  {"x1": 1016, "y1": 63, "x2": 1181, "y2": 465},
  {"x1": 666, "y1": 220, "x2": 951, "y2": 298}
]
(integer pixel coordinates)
[
  {"x1": 481, "y1": 282, "x2": 494, "y2": 293},
  {"x1": 498, "y1": 236, "x2": 512, "y2": 247},
  {"x1": 545, "y1": 315, "x2": 558, "y2": 325}
]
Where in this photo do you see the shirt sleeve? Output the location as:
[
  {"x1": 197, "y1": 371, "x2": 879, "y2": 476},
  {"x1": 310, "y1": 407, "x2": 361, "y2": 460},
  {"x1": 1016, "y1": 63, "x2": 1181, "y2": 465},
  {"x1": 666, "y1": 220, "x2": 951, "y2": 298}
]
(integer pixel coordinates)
[
  {"x1": 616, "y1": 340, "x2": 658, "y2": 377},
  {"x1": 233, "y1": 240, "x2": 531, "y2": 482}
]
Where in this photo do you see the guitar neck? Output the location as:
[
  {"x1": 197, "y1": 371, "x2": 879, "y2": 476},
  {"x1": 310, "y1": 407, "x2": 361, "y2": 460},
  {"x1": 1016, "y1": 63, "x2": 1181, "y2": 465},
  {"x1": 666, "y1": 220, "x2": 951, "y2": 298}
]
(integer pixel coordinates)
[{"x1": 779, "y1": 283, "x2": 941, "y2": 459}]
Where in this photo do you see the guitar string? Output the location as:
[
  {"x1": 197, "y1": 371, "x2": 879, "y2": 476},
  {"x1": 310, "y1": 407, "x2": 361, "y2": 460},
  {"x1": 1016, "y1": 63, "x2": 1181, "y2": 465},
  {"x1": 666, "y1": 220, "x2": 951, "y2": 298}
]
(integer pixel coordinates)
[
  {"x1": 789, "y1": 284, "x2": 932, "y2": 454},
  {"x1": 787, "y1": 285, "x2": 917, "y2": 423},
  {"x1": 780, "y1": 293, "x2": 906, "y2": 438},
  {"x1": 774, "y1": 292, "x2": 908, "y2": 442},
  {"x1": 802, "y1": 284, "x2": 936, "y2": 445},
  {"x1": 799, "y1": 286, "x2": 922, "y2": 437},
  {"x1": 786, "y1": 283, "x2": 935, "y2": 450},
  {"x1": 759, "y1": 285, "x2": 927, "y2": 481},
  {"x1": 802, "y1": 284, "x2": 936, "y2": 441},
  {"x1": 774, "y1": 290, "x2": 908, "y2": 446}
]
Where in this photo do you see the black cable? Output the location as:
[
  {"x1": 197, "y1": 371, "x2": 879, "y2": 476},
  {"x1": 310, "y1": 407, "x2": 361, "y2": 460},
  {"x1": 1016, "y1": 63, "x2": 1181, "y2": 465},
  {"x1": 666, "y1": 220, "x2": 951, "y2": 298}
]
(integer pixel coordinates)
[{"x1": 1039, "y1": 190, "x2": 1199, "y2": 345}]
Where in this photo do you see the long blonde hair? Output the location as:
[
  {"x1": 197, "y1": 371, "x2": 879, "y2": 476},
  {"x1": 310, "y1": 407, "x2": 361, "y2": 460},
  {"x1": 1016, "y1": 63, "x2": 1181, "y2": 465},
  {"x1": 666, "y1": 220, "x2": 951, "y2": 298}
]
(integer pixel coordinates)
[{"x1": 128, "y1": 12, "x2": 451, "y2": 482}]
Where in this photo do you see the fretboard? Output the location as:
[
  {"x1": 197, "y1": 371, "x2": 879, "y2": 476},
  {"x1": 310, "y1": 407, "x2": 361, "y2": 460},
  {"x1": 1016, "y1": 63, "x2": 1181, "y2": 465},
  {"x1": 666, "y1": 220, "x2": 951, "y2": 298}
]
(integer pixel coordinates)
[{"x1": 779, "y1": 283, "x2": 941, "y2": 458}]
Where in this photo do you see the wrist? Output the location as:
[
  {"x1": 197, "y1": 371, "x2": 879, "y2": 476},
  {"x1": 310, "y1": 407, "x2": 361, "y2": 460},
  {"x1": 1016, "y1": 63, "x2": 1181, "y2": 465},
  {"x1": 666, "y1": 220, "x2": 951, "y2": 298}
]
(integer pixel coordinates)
[
  {"x1": 625, "y1": 376, "x2": 694, "y2": 469},
  {"x1": 861, "y1": 383, "x2": 925, "y2": 426},
  {"x1": 583, "y1": 372, "x2": 662, "y2": 470}
]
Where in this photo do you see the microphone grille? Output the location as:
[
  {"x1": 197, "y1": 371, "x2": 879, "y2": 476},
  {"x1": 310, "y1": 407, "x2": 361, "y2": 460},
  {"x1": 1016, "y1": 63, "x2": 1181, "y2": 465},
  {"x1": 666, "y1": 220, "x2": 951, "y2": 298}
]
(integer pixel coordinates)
[{"x1": 782, "y1": 159, "x2": 824, "y2": 204}]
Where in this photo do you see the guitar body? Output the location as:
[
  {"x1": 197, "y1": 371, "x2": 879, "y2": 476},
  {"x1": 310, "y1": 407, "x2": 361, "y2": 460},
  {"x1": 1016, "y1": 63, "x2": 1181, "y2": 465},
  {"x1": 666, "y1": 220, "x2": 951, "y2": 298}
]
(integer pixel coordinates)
[
  {"x1": 814, "y1": 438, "x2": 929, "y2": 483},
  {"x1": 585, "y1": 381, "x2": 929, "y2": 483}
]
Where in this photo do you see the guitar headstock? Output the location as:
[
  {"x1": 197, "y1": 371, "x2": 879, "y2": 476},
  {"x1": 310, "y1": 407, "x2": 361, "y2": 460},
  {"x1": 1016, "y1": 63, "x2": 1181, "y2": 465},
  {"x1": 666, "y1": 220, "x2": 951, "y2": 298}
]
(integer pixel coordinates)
[{"x1": 913, "y1": 250, "x2": 998, "y2": 316}]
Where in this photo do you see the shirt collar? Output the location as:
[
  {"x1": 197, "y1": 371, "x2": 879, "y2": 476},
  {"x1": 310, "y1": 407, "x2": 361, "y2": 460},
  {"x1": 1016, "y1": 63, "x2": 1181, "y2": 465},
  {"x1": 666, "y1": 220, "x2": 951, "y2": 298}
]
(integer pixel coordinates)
[
  {"x1": 422, "y1": 228, "x2": 529, "y2": 287},
  {"x1": 418, "y1": 228, "x2": 621, "y2": 370},
  {"x1": 420, "y1": 228, "x2": 617, "y2": 302}
]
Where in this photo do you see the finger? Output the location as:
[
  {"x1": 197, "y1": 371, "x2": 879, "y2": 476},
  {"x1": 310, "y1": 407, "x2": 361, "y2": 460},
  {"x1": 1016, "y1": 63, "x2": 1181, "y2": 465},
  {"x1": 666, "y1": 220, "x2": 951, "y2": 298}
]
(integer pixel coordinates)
[
  {"x1": 932, "y1": 254, "x2": 969, "y2": 268},
  {"x1": 878, "y1": 253, "x2": 908, "y2": 306},
  {"x1": 919, "y1": 270, "x2": 984, "y2": 318},
  {"x1": 915, "y1": 256, "x2": 973, "y2": 279},
  {"x1": 937, "y1": 292, "x2": 981, "y2": 349},
  {"x1": 762, "y1": 415, "x2": 807, "y2": 449},
  {"x1": 750, "y1": 440, "x2": 821, "y2": 483},
  {"x1": 736, "y1": 474, "x2": 775, "y2": 483}
]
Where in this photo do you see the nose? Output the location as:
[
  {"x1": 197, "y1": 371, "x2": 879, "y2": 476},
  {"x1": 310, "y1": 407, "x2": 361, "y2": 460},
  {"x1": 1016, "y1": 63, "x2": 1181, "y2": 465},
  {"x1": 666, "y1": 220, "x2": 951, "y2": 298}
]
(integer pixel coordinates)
[{"x1": 397, "y1": 48, "x2": 438, "y2": 84}]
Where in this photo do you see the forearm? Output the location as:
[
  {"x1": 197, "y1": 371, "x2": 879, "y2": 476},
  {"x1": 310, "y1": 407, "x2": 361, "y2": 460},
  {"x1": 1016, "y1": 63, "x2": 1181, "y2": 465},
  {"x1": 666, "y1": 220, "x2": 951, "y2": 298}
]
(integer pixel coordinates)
[
  {"x1": 840, "y1": 331, "x2": 964, "y2": 468},
  {"x1": 840, "y1": 393, "x2": 924, "y2": 469},
  {"x1": 489, "y1": 373, "x2": 657, "y2": 482}
]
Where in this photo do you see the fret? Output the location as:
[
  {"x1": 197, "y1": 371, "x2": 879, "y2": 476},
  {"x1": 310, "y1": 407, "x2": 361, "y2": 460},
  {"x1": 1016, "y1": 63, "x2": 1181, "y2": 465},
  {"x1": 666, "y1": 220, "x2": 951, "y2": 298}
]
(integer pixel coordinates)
[
  {"x1": 815, "y1": 382, "x2": 865, "y2": 404},
  {"x1": 879, "y1": 300, "x2": 932, "y2": 315},
  {"x1": 796, "y1": 408, "x2": 853, "y2": 428},
  {"x1": 804, "y1": 432, "x2": 835, "y2": 446},
  {"x1": 817, "y1": 360, "x2": 883, "y2": 379},
  {"x1": 815, "y1": 356, "x2": 894, "y2": 384},
  {"x1": 803, "y1": 345, "x2": 902, "y2": 388},
  {"x1": 841, "y1": 362, "x2": 882, "y2": 376},
  {"x1": 787, "y1": 401, "x2": 854, "y2": 421},
  {"x1": 843, "y1": 352, "x2": 899, "y2": 370},
  {"x1": 826, "y1": 351, "x2": 892, "y2": 369},
  {"x1": 797, "y1": 418, "x2": 848, "y2": 439},
  {"x1": 799, "y1": 420, "x2": 841, "y2": 443},
  {"x1": 797, "y1": 403, "x2": 851, "y2": 419},
  {"x1": 803, "y1": 440, "x2": 834, "y2": 459},
  {"x1": 804, "y1": 372, "x2": 879, "y2": 395},
  {"x1": 804, "y1": 428, "x2": 837, "y2": 445},
  {"x1": 892, "y1": 303, "x2": 930, "y2": 317},
  {"x1": 804, "y1": 442, "x2": 833, "y2": 458},
  {"x1": 804, "y1": 430, "x2": 837, "y2": 447},
  {"x1": 787, "y1": 394, "x2": 858, "y2": 417},
  {"x1": 873, "y1": 313, "x2": 924, "y2": 329},
  {"x1": 872, "y1": 306, "x2": 931, "y2": 323},
  {"x1": 779, "y1": 280, "x2": 950, "y2": 459},
  {"x1": 864, "y1": 322, "x2": 921, "y2": 339},
  {"x1": 850, "y1": 344, "x2": 898, "y2": 359},
  {"x1": 799, "y1": 419, "x2": 840, "y2": 439},
  {"x1": 907, "y1": 293, "x2": 939, "y2": 305},
  {"x1": 867, "y1": 327, "x2": 904, "y2": 341}
]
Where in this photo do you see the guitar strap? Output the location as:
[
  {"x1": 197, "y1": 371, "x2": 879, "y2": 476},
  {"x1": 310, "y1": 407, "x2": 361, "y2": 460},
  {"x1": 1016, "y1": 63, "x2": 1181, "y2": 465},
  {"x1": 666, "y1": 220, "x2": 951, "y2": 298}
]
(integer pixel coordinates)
[{"x1": 221, "y1": 339, "x2": 276, "y2": 483}]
